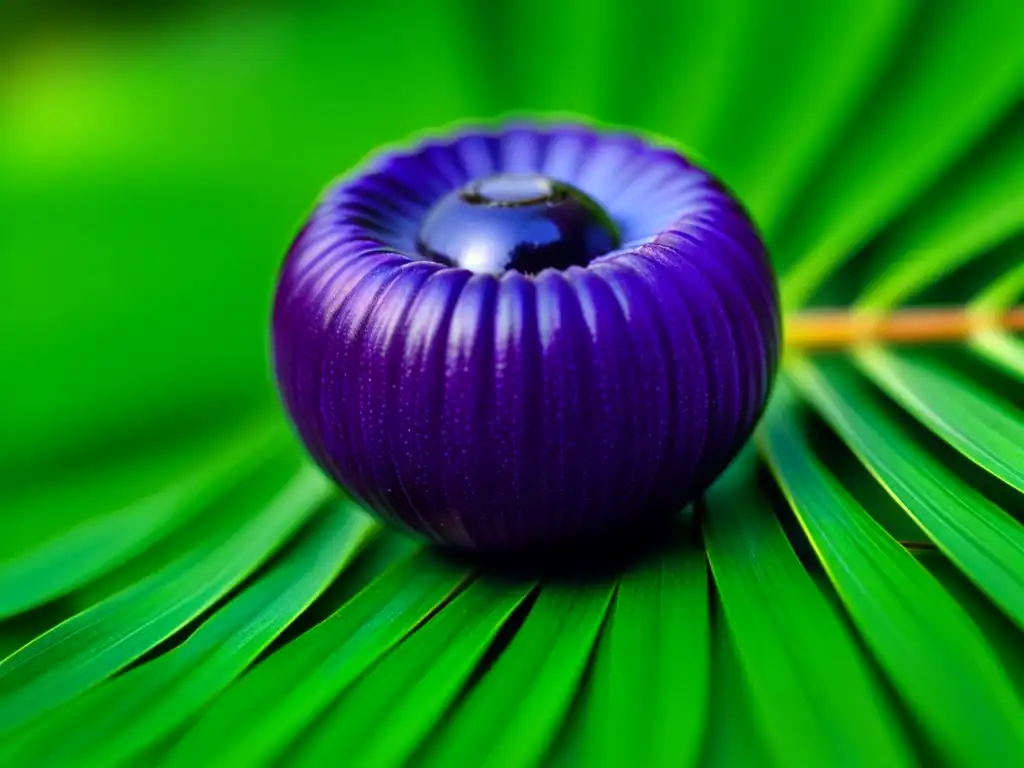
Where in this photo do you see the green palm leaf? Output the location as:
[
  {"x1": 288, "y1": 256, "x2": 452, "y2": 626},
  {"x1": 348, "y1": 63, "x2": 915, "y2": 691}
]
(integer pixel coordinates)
[
  {"x1": 0, "y1": 416, "x2": 282, "y2": 619},
  {"x1": 0, "y1": 454, "x2": 327, "y2": 733},
  {"x1": 704, "y1": 452, "x2": 912, "y2": 765},
  {"x1": 1, "y1": 501, "x2": 376, "y2": 765},
  {"x1": 287, "y1": 577, "x2": 533, "y2": 766},
  {"x1": 761, "y1": 384, "x2": 1024, "y2": 765},
  {"x1": 776, "y1": 0, "x2": 1022, "y2": 306},
  {"x1": 167, "y1": 548, "x2": 468, "y2": 764},
  {"x1": 420, "y1": 581, "x2": 613, "y2": 767},
  {"x1": 702, "y1": 0, "x2": 915, "y2": 231},
  {"x1": 856, "y1": 349, "x2": 1024, "y2": 492},
  {"x1": 972, "y1": 262, "x2": 1024, "y2": 380},
  {"x1": 856, "y1": 107, "x2": 1024, "y2": 310},
  {"x1": 701, "y1": 596, "x2": 772, "y2": 767},
  {"x1": 579, "y1": 533, "x2": 709, "y2": 768},
  {"x1": 790, "y1": 356, "x2": 1024, "y2": 629},
  {"x1": 2, "y1": 1, "x2": 1022, "y2": 764}
]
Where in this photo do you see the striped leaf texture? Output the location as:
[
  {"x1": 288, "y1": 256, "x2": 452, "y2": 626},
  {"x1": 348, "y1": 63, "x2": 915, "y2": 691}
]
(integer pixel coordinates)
[{"x1": 1, "y1": 1, "x2": 1022, "y2": 765}]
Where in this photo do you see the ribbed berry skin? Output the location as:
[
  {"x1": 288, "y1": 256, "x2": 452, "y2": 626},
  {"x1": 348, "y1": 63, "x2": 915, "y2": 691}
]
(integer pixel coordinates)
[{"x1": 272, "y1": 124, "x2": 780, "y2": 551}]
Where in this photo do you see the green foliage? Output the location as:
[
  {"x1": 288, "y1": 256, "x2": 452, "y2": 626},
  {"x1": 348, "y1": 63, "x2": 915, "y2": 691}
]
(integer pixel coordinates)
[
  {"x1": 1, "y1": 501, "x2": 377, "y2": 764},
  {"x1": 856, "y1": 350, "x2": 1024, "y2": 492},
  {"x1": 704, "y1": 452, "x2": 913, "y2": 766},
  {"x1": 762, "y1": 385, "x2": 1024, "y2": 765},
  {"x1": 0, "y1": 452, "x2": 327, "y2": 734},
  {"x1": 579, "y1": 535, "x2": 709, "y2": 768},
  {"x1": 1, "y1": 1, "x2": 1022, "y2": 765},
  {"x1": 420, "y1": 582, "x2": 613, "y2": 767},
  {"x1": 168, "y1": 549, "x2": 468, "y2": 764},
  {"x1": 791, "y1": 358, "x2": 1024, "y2": 629}
]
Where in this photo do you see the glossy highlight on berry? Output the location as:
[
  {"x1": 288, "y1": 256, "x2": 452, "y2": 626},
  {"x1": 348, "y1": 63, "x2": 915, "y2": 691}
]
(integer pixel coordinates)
[{"x1": 272, "y1": 123, "x2": 780, "y2": 552}]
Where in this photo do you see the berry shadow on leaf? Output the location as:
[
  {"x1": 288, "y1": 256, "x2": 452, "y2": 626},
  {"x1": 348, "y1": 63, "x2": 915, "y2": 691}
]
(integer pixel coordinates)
[{"x1": 432, "y1": 509, "x2": 698, "y2": 586}]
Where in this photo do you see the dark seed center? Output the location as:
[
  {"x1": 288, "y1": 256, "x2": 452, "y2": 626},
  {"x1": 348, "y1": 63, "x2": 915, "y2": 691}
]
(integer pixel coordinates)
[{"x1": 416, "y1": 173, "x2": 620, "y2": 275}]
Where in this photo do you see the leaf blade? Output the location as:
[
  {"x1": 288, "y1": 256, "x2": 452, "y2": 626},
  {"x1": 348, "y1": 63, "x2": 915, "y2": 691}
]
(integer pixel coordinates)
[
  {"x1": 856, "y1": 347, "x2": 1024, "y2": 493},
  {"x1": 760, "y1": 382, "x2": 1024, "y2": 765},
  {"x1": 0, "y1": 456, "x2": 328, "y2": 734},
  {"x1": 0, "y1": 416, "x2": 284, "y2": 619},
  {"x1": 972, "y1": 261, "x2": 1024, "y2": 381},
  {"x1": 856, "y1": 108, "x2": 1024, "y2": 310},
  {"x1": 704, "y1": 452, "x2": 912, "y2": 766},
  {"x1": 290, "y1": 576, "x2": 535, "y2": 767},
  {"x1": 791, "y1": 357, "x2": 1024, "y2": 631},
  {"x1": 777, "y1": 0, "x2": 1023, "y2": 306},
  {"x1": 578, "y1": 532, "x2": 710, "y2": 768},
  {"x1": 702, "y1": 0, "x2": 914, "y2": 231},
  {"x1": 419, "y1": 580, "x2": 612, "y2": 768},
  {"x1": 700, "y1": 596, "x2": 771, "y2": 768},
  {"x1": 2, "y1": 501, "x2": 378, "y2": 764},
  {"x1": 166, "y1": 548, "x2": 469, "y2": 766}
]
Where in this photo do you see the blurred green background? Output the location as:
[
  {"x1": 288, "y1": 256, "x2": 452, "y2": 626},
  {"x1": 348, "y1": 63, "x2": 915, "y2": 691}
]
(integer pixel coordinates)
[{"x1": 3, "y1": 0, "x2": 488, "y2": 479}]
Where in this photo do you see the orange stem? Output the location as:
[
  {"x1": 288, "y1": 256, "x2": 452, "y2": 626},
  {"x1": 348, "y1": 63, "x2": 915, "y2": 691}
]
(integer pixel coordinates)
[{"x1": 786, "y1": 306, "x2": 1024, "y2": 351}]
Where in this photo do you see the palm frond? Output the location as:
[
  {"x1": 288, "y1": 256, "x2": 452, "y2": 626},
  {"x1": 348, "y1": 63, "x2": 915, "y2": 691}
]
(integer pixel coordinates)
[
  {"x1": 0, "y1": 417, "x2": 282, "y2": 619},
  {"x1": 856, "y1": 349, "x2": 1024, "y2": 491},
  {"x1": 790, "y1": 357, "x2": 1024, "y2": 629},
  {"x1": 775, "y1": 0, "x2": 1022, "y2": 307},
  {"x1": 701, "y1": 595, "x2": 773, "y2": 767},
  {"x1": 973, "y1": 263, "x2": 1024, "y2": 380},
  {"x1": 420, "y1": 581, "x2": 612, "y2": 767},
  {"x1": 2, "y1": 1, "x2": 1023, "y2": 765},
  {"x1": 579, "y1": 536, "x2": 709, "y2": 768},
  {"x1": 1, "y1": 502, "x2": 376, "y2": 764},
  {"x1": 704, "y1": 453, "x2": 912, "y2": 765},
  {"x1": 0, "y1": 453, "x2": 327, "y2": 733},
  {"x1": 761, "y1": 385, "x2": 1024, "y2": 764},
  {"x1": 167, "y1": 549, "x2": 467, "y2": 764},
  {"x1": 285, "y1": 577, "x2": 533, "y2": 766}
]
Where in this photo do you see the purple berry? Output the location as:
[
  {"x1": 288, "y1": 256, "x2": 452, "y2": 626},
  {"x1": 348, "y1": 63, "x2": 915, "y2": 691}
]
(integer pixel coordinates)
[{"x1": 272, "y1": 123, "x2": 780, "y2": 552}]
